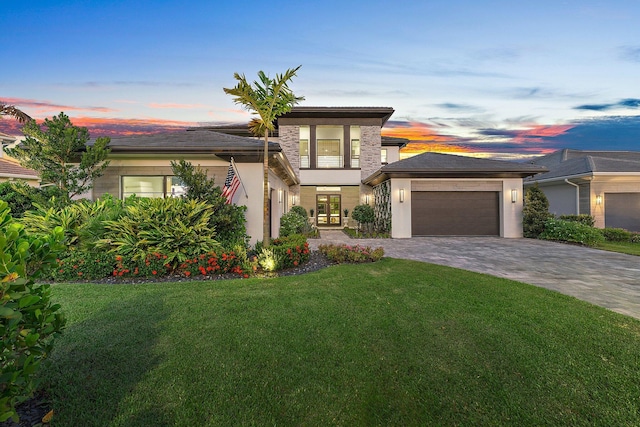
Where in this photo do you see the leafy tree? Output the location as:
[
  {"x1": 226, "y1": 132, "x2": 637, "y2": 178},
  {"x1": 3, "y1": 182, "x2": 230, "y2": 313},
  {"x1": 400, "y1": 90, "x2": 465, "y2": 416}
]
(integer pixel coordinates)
[
  {"x1": 0, "y1": 102, "x2": 31, "y2": 123},
  {"x1": 352, "y1": 204, "x2": 375, "y2": 233},
  {"x1": 170, "y1": 159, "x2": 247, "y2": 246},
  {"x1": 223, "y1": 66, "x2": 304, "y2": 246},
  {"x1": 6, "y1": 112, "x2": 110, "y2": 201},
  {"x1": 0, "y1": 181, "x2": 68, "y2": 217},
  {"x1": 523, "y1": 185, "x2": 552, "y2": 238}
]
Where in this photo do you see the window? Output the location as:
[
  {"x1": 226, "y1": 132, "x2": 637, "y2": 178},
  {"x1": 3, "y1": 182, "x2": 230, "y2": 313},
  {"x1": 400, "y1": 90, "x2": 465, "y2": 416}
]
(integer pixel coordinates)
[
  {"x1": 299, "y1": 126, "x2": 310, "y2": 168},
  {"x1": 122, "y1": 176, "x2": 186, "y2": 199},
  {"x1": 351, "y1": 139, "x2": 360, "y2": 168},
  {"x1": 381, "y1": 148, "x2": 388, "y2": 165},
  {"x1": 316, "y1": 126, "x2": 343, "y2": 168}
]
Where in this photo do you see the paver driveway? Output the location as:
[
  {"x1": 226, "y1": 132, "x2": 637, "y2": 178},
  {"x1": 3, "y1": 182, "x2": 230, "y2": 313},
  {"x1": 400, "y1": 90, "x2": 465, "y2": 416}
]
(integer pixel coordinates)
[{"x1": 310, "y1": 231, "x2": 640, "y2": 320}]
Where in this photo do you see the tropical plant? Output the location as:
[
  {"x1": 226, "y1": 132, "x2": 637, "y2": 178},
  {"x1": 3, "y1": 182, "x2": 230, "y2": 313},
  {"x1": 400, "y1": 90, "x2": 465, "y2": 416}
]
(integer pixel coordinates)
[
  {"x1": 523, "y1": 185, "x2": 552, "y2": 238},
  {"x1": 0, "y1": 200, "x2": 65, "y2": 423},
  {"x1": 223, "y1": 66, "x2": 304, "y2": 246},
  {"x1": 0, "y1": 102, "x2": 31, "y2": 123},
  {"x1": 170, "y1": 159, "x2": 248, "y2": 246},
  {"x1": 279, "y1": 210, "x2": 313, "y2": 237},
  {"x1": 6, "y1": 112, "x2": 110, "y2": 201},
  {"x1": 96, "y1": 197, "x2": 221, "y2": 267}
]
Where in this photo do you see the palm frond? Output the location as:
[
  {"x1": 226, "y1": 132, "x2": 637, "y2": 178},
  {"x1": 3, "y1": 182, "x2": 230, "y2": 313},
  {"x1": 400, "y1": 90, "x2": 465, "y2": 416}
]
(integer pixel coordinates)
[{"x1": 0, "y1": 102, "x2": 32, "y2": 123}]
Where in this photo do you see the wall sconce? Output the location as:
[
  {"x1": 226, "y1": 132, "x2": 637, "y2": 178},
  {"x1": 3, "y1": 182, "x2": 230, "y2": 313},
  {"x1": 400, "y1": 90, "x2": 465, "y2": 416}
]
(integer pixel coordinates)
[
  {"x1": 291, "y1": 194, "x2": 297, "y2": 205},
  {"x1": 278, "y1": 188, "x2": 283, "y2": 204},
  {"x1": 365, "y1": 194, "x2": 370, "y2": 204},
  {"x1": 511, "y1": 189, "x2": 518, "y2": 203},
  {"x1": 596, "y1": 195, "x2": 602, "y2": 205},
  {"x1": 399, "y1": 188, "x2": 405, "y2": 203}
]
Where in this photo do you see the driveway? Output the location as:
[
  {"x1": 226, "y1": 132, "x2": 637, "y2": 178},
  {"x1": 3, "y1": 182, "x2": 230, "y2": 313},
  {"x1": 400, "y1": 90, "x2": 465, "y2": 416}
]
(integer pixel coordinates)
[{"x1": 310, "y1": 231, "x2": 640, "y2": 320}]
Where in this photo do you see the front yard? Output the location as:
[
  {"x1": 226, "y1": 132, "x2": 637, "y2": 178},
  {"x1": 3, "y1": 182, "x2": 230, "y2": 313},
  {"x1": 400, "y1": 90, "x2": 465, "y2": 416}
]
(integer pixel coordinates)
[{"x1": 40, "y1": 258, "x2": 640, "y2": 426}]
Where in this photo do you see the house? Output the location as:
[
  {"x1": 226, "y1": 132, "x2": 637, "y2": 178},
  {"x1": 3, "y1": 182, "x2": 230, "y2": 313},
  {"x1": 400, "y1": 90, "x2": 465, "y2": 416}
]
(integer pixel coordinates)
[
  {"x1": 91, "y1": 106, "x2": 546, "y2": 242},
  {"x1": 0, "y1": 132, "x2": 39, "y2": 186},
  {"x1": 525, "y1": 149, "x2": 640, "y2": 231}
]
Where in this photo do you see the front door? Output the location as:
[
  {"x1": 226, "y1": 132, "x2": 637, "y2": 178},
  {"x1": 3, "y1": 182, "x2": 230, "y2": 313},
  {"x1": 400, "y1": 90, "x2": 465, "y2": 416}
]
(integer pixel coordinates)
[{"x1": 316, "y1": 194, "x2": 341, "y2": 226}]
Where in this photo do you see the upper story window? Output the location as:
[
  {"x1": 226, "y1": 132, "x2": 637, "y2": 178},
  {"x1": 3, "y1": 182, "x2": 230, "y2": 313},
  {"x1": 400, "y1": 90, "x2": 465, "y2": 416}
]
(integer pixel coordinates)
[
  {"x1": 299, "y1": 126, "x2": 310, "y2": 168},
  {"x1": 298, "y1": 125, "x2": 362, "y2": 169},
  {"x1": 316, "y1": 126, "x2": 343, "y2": 168},
  {"x1": 381, "y1": 148, "x2": 388, "y2": 165}
]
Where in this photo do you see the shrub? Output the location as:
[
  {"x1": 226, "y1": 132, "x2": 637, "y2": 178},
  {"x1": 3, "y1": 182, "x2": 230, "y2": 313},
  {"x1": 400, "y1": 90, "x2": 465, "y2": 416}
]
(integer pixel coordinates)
[
  {"x1": 263, "y1": 235, "x2": 311, "y2": 270},
  {"x1": 523, "y1": 186, "x2": 552, "y2": 238},
  {"x1": 280, "y1": 211, "x2": 309, "y2": 237},
  {"x1": 352, "y1": 204, "x2": 375, "y2": 232},
  {"x1": 0, "y1": 181, "x2": 69, "y2": 218},
  {"x1": 318, "y1": 243, "x2": 384, "y2": 264},
  {"x1": 171, "y1": 159, "x2": 248, "y2": 247},
  {"x1": 0, "y1": 201, "x2": 65, "y2": 423},
  {"x1": 96, "y1": 197, "x2": 221, "y2": 267},
  {"x1": 602, "y1": 227, "x2": 633, "y2": 242},
  {"x1": 539, "y1": 219, "x2": 604, "y2": 247},
  {"x1": 50, "y1": 251, "x2": 118, "y2": 281},
  {"x1": 559, "y1": 214, "x2": 595, "y2": 227},
  {"x1": 290, "y1": 205, "x2": 308, "y2": 218}
]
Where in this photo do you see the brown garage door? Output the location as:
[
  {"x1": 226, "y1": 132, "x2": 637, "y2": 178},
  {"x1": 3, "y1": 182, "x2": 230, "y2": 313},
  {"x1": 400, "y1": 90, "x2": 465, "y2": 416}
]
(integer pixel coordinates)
[
  {"x1": 411, "y1": 191, "x2": 500, "y2": 236},
  {"x1": 605, "y1": 193, "x2": 640, "y2": 232}
]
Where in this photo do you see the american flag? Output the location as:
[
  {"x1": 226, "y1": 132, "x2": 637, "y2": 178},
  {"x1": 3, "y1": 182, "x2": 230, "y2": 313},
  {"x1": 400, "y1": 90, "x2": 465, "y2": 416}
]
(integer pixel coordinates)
[{"x1": 221, "y1": 163, "x2": 241, "y2": 204}]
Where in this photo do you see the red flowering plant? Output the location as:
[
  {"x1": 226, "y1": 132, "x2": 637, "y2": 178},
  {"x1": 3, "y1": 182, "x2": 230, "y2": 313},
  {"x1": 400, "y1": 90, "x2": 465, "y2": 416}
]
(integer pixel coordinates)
[
  {"x1": 318, "y1": 243, "x2": 384, "y2": 264},
  {"x1": 176, "y1": 248, "x2": 252, "y2": 279},
  {"x1": 112, "y1": 252, "x2": 171, "y2": 278},
  {"x1": 50, "y1": 251, "x2": 117, "y2": 281},
  {"x1": 268, "y1": 234, "x2": 310, "y2": 270}
]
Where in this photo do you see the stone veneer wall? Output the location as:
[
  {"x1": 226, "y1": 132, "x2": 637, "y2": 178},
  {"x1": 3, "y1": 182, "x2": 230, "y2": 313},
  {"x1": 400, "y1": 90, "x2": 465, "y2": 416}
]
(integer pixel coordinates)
[
  {"x1": 360, "y1": 126, "x2": 382, "y2": 181},
  {"x1": 278, "y1": 125, "x2": 301, "y2": 198}
]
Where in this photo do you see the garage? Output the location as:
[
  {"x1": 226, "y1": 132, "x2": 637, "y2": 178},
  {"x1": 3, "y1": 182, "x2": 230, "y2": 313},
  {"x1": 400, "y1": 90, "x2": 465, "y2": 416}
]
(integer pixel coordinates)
[
  {"x1": 411, "y1": 191, "x2": 500, "y2": 236},
  {"x1": 605, "y1": 193, "x2": 640, "y2": 232}
]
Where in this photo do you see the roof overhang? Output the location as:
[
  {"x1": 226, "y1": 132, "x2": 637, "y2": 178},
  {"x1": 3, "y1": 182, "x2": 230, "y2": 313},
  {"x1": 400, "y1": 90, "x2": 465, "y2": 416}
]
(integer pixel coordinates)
[{"x1": 364, "y1": 169, "x2": 543, "y2": 186}]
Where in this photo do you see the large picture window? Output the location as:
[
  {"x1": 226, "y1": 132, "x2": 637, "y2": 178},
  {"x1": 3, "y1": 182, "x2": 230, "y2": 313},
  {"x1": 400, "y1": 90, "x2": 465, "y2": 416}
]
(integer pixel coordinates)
[
  {"x1": 317, "y1": 139, "x2": 342, "y2": 168},
  {"x1": 122, "y1": 176, "x2": 186, "y2": 199}
]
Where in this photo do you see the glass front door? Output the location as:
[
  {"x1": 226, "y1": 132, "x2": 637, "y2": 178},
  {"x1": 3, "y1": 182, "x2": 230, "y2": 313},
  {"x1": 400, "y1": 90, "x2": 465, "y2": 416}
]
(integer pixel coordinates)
[{"x1": 316, "y1": 194, "x2": 341, "y2": 226}]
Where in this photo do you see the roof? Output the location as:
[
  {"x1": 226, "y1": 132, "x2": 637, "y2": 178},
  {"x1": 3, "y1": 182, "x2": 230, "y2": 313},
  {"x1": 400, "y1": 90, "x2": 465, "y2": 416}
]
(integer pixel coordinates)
[
  {"x1": 102, "y1": 130, "x2": 299, "y2": 186},
  {"x1": 526, "y1": 149, "x2": 640, "y2": 182},
  {"x1": 0, "y1": 158, "x2": 39, "y2": 179},
  {"x1": 364, "y1": 152, "x2": 546, "y2": 186},
  {"x1": 107, "y1": 130, "x2": 280, "y2": 156},
  {"x1": 279, "y1": 106, "x2": 395, "y2": 125},
  {"x1": 381, "y1": 136, "x2": 409, "y2": 148}
]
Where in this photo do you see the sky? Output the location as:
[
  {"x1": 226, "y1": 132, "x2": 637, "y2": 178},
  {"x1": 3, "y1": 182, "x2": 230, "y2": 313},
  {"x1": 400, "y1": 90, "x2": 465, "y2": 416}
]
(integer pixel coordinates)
[{"x1": 1, "y1": 0, "x2": 640, "y2": 160}]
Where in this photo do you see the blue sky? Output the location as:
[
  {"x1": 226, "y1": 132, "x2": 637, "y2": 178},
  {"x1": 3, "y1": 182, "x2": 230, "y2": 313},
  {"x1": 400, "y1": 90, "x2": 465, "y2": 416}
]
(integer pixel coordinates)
[{"x1": 2, "y1": 0, "x2": 639, "y2": 159}]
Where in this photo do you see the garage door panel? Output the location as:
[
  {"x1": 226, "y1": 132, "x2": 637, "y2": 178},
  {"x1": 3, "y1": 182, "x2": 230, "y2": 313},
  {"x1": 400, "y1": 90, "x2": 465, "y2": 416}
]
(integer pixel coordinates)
[
  {"x1": 411, "y1": 191, "x2": 499, "y2": 236},
  {"x1": 605, "y1": 193, "x2": 640, "y2": 232}
]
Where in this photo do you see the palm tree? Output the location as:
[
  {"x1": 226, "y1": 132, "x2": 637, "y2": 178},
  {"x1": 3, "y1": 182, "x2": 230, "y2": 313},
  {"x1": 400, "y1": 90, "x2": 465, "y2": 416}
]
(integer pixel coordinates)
[
  {"x1": 0, "y1": 102, "x2": 32, "y2": 123},
  {"x1": 224, "y1": 66, "x2": 304, "y2": 246}
]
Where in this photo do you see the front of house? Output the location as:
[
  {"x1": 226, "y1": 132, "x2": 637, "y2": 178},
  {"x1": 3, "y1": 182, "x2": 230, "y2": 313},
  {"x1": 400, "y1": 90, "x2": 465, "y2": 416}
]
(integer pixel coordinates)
[{"x1": 91, "y1": 106, "x2": 546, "y2": 243}]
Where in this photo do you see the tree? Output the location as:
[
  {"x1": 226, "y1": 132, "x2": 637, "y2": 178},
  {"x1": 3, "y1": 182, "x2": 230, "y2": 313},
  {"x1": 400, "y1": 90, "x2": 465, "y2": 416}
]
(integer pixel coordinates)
[
  {"x1": 223, "y1": 66, "x2": 304, "y2": 246},
  {"x1": 6, "y1": 112, "x2": 110, "y2": 201},
  {"x1": 523, "y1": 185, "x2": 552, "y2": 238},
  {"x1": 0, "y1": 101, "x2": 32, "y2": 123}
]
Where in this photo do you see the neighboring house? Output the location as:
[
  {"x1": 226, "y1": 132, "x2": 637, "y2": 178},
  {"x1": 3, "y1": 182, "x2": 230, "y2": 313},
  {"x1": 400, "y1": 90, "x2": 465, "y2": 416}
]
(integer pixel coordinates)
[
  {"x1": 363, "y1": 152, "x2": 546, "y2": 238},
  {"x1": 525, "y1": 149, "x2": 640, "y2": 231},
  {"x1": 0, "y1": 131, "x2": 39, "y2": 186},
  {"x1": 91, "y1": 106, "x2": 546, "y2": 242}
]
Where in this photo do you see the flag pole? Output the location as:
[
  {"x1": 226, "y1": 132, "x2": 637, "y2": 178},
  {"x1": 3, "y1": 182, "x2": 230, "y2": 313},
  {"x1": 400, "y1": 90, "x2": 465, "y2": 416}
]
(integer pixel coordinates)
[{"x1": 230, "y1": 157, "x2": 249, "y2": 199}]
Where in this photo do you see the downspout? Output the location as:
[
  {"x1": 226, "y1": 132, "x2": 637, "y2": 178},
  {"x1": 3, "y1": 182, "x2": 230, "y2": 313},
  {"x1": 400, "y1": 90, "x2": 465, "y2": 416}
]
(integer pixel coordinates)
[{"x1": 564, "y1": 179, "x2": 580, "y2": 215}]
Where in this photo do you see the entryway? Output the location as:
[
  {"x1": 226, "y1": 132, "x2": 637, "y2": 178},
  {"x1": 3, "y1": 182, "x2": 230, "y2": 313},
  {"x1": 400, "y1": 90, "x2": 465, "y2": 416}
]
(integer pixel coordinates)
[{"x1": 316, "y1": 194, "x2": 341, "y2": 226}]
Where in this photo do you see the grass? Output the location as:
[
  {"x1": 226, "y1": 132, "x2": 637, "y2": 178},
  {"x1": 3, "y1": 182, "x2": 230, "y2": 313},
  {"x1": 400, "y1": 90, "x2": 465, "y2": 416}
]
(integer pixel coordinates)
[
  {"x1": 40, "y1": 258, "x2": 640, "y2": 426},
  {"x1": 597, "y1": 240, "x2": 640, "y2": 256}
]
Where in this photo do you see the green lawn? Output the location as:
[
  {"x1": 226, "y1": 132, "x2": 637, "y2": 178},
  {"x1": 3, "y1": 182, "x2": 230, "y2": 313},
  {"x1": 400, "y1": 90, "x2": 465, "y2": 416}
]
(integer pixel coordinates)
[
  {"x1": 41, "y1": 258, "x2": 640, "y2": 426},
  {"x1": 597, "y1": 241, "x2": 640, "y2": 256}
]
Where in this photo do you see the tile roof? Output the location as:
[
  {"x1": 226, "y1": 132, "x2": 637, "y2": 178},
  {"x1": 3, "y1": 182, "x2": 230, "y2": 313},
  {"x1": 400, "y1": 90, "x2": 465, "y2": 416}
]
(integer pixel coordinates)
[
  {"x1": 0, "y1": 158, "x2": 38, "y2": 178},
  {"x1": 364, "y1": 152, "x2": 546, "y2": 185},
  {"x1": 526, "y1": 149, "x2": 640, "y2": 182}
]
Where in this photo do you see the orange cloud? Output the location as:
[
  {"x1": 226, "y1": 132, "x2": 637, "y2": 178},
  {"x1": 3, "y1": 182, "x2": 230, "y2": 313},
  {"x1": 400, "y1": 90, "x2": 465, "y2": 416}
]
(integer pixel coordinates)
[
  {"x1": 1, "y1": 97, "x2": 117, "y2": 116},
  {"x1": 383, "y1": 121, "x2": 452, "y2": 143},
  {"x1": 148, "y1": 103, "x2": 210, "y2": 109},
  {"x1": 512, "y1": 124, "x2": 574, "y2": 143}
]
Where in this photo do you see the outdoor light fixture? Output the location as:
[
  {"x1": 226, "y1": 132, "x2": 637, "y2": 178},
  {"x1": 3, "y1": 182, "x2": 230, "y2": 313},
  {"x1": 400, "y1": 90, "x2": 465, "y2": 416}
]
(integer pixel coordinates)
[
  {"x1": 292, "y1": 194, "x2": 297, "y2": 205},
  {"x1": 278, "y1": 189, "x2": 283, "y2": 204},
  {"x1": 365, "y1": 194, "x2": 370, "y2": 204},
  {"x1": 399, "y1": 188, "x2": 405, "y2": 203},
  {"x1": 511, "y1": 189, "x2": 518, "y2": 203},
  {"x1": 596, "y1": 195, "x2": 603, "y2": 205}
]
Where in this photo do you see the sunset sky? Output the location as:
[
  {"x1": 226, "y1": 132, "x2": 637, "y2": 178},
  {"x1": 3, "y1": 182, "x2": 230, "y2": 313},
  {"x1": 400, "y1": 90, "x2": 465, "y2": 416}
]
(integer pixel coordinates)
[{"x1": 2, "y1": 0, "x2": 640, "y2": 160}]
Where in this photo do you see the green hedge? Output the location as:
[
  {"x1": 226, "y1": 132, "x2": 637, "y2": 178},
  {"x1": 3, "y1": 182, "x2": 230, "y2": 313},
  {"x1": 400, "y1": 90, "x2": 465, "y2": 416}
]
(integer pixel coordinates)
[{"x1": 539, "y1": 219, "x2": 604, "y2": 247}]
